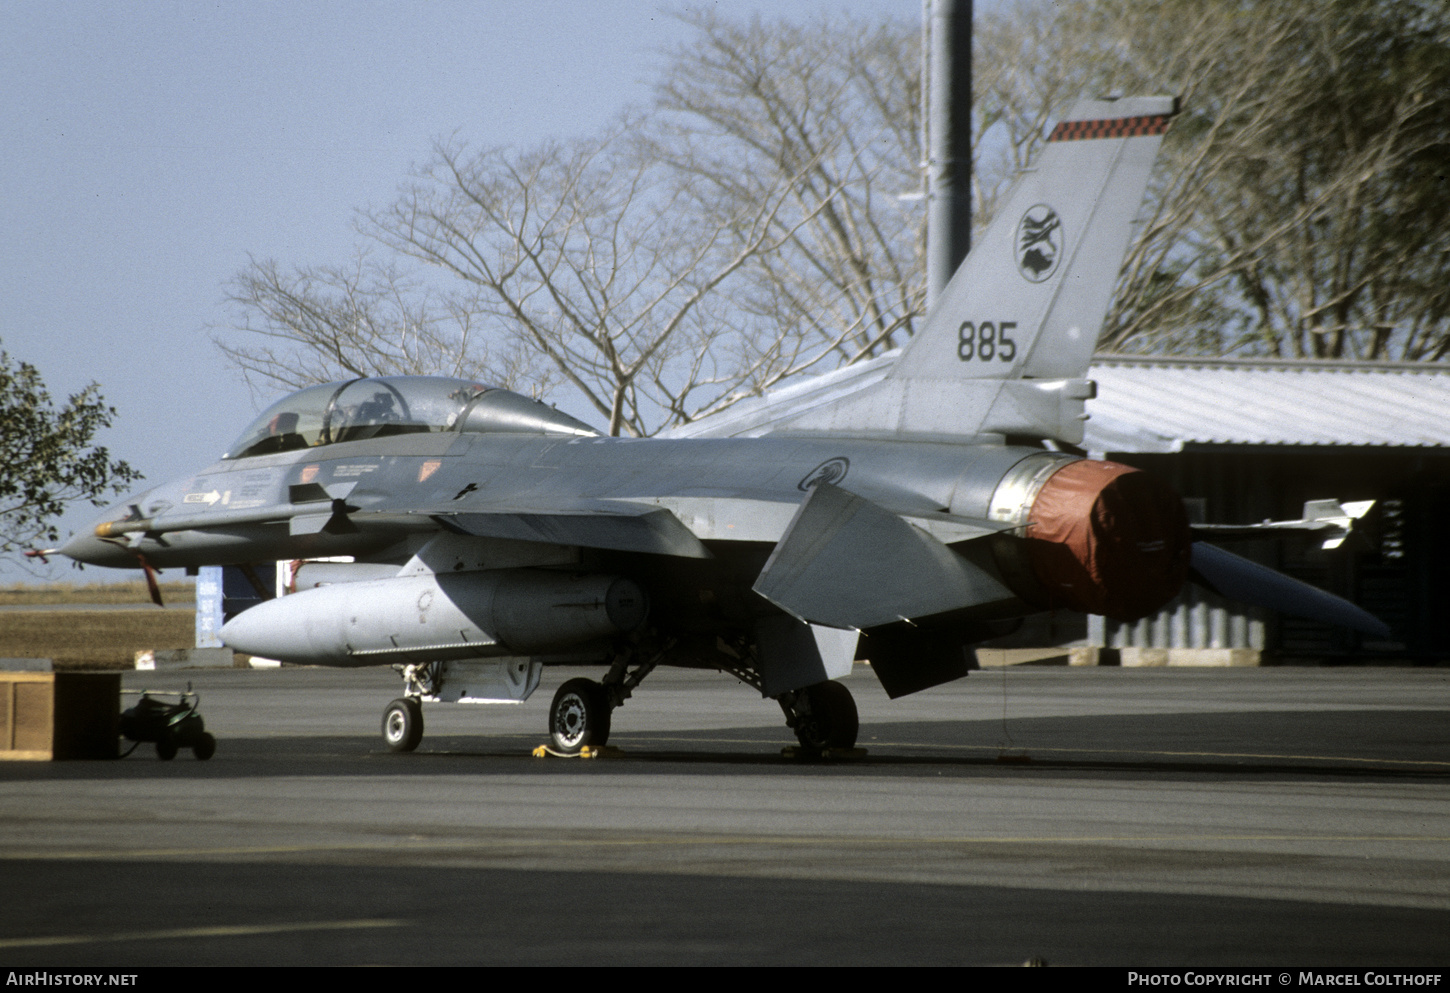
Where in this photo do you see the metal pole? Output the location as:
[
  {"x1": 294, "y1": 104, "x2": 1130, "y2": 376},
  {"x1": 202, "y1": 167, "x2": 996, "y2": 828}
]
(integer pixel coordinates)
[{"x1": 926, "y1": 0, "x2": 972, "y2": 310}]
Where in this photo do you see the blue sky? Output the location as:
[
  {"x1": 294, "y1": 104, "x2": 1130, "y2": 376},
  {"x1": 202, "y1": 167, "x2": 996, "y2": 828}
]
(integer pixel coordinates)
[{"x1": 0, "y1": 0, "x2": 929, "y2": 582}]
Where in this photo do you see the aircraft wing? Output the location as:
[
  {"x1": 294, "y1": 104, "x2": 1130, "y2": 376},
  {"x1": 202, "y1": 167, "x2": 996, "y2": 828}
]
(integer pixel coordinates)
[{"x1": 421, "y1": 490, "x2": 1004, "y2": 565}]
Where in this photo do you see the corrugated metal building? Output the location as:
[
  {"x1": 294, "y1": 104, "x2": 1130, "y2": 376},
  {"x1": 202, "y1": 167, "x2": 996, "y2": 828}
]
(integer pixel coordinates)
[{"x1": 1079, "y1": 356, "x2": 1450, "y2": 661}]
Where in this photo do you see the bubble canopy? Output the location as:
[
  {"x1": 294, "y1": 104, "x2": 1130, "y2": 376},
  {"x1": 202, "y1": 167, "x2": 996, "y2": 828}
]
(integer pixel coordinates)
[{"x1": 223, "y1": 376, "x2": 598, "y2": 460}]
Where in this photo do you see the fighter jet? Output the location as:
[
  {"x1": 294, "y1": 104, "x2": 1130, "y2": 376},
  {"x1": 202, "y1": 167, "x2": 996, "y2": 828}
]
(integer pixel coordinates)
[{"x1": 60, "y1": 96, "x2": 1386, "y2": 754}]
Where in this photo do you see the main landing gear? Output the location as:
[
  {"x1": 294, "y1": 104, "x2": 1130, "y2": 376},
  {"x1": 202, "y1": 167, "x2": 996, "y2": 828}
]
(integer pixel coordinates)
[
  {"x1": 376, "y1": 642, "x2": 860, "y2": 756},
  {"x1": 542, "y1": 672, "x2": 861, "y2": 755},
  {"x1": 778, "y1": 680, "x2": 859, "y2": 752},
  {"x1": 544, "y1": 642, "x2": 665, "y2": 754},
  {"x1": 709, "y1": 635, "x2": 860, "y2": 754},
  {"x1": 548, "y1": 678, "x2": 611, "y2": 753}
]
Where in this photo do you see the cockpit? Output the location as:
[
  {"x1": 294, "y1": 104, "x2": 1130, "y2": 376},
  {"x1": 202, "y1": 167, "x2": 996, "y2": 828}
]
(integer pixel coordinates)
[{"x1": 223, "y1": 376, "x2": 599, "y2": 460}]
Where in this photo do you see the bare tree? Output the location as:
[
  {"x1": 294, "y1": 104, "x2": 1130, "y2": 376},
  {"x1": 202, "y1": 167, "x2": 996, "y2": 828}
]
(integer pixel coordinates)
[
  {"x1": 1061, "y1": 0, "x2": 1450, "y2": 361},
  {"x1": 649, "y1": 9, "x2": 926, "y2": 377},
  {"x1": 215, "y1": 7, "x2": 1103, "y2": 429},
  {"x1": 219, "y1": 10, "x2": 936, "y2": 431},
  {"x1": 217, "y1": 2, "x2": 1450, "y2": 434},
  {"x1": 970, "y1": 1, "x2": 1095, "y2": 226},
  {"x1": 217, "y1": 253, "x2": 536, "y2": 397},
  {"x1": 363, "y1": 121, "x2": 829, "y2": 436},
  {"x1": 653, "y1": 0, "x2": 1448, "y2": 367}
]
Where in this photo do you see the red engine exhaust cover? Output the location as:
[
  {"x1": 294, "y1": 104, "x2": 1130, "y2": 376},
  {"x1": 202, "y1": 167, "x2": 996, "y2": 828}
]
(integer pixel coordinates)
[{"x1": 1023, "y1": 460, "x2": 1191, "y2": 621}]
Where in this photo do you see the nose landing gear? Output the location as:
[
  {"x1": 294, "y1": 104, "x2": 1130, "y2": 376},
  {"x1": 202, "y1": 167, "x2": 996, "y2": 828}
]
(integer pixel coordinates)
[{"x1": 382, "y1": 697, "x2": 424, "y2": 753}]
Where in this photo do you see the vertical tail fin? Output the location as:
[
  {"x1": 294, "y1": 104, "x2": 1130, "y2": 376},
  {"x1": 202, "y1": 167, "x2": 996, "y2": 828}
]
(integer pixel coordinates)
[
  {"x1": 775, "y1": 95, "x2": 1178, "y2": 444},
  {"x1": 899, "y1": 95, "x2": 1178, "y2": 382}
]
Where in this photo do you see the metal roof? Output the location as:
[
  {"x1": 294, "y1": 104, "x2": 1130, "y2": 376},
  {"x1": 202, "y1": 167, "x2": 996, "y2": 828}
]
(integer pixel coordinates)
[{"x1": 1083, "y1": 356, "x2": 1450, "y2": 453}]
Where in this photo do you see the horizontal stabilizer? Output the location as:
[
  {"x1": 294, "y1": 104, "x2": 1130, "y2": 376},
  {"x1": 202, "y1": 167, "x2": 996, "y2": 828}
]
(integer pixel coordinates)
[
  {"x1": 1189, "y1": 542, "x2": 1390, "y2": 638},
  {"x1": 437, "y1": 505, "x2": 710, "y2": 559},
  {"x1": 752, "y1": 482, "x2": 1014, "y2": 630}
]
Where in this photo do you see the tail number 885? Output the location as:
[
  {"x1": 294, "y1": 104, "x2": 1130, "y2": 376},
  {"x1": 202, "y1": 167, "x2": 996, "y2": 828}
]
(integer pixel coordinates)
[{"x1": 957, "y1": 321, "x2": 1018, "y2": 362}]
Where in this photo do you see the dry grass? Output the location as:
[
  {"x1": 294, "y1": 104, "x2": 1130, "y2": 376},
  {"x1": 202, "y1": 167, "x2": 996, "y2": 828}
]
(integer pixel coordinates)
[
  {"x1": 0, "y1": 609, "x2": 198, "y2": 670},
  {"x1": 0, "y1": 580, "x2": 195, "y2": 606}
]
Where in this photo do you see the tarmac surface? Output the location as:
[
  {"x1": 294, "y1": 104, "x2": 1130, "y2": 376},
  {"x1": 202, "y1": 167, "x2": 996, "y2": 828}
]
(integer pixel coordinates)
[{"x1": 2, "y1": 663, "x2": 1448, "y2": 966}]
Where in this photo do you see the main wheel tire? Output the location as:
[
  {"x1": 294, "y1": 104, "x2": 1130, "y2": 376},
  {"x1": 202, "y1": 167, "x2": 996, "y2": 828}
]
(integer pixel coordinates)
[
  {"x1": 549, "y1": 678, "x2": 611, "y2": 754},
  {"x1": 793, "y1": 680, "x2": 859, "y2": 751},
  {"x1": 156, "y1": 735, "x2": 178, "y2": 761},
  {"x1": 382, "y1": 697, "x2": 424, "y2": 753}
]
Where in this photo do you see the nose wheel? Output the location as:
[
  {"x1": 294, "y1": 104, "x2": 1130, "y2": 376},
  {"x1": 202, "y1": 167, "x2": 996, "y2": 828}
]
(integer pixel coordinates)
[
  {"x1": 382, "y1": 697, "x2": 424, "y2": 752},
  {"x1": 549, "y1": 678, "x2": 612, "y2": 754}
]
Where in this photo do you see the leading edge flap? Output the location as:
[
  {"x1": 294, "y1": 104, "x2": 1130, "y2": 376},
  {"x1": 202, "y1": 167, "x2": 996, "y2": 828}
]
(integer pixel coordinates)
[{"x1": 437, "y1": 504, "x2": 711, "y2": 559}]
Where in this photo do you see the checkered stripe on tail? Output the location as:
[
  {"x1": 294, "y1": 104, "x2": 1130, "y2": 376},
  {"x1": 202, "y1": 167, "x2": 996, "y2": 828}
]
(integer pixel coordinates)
[{"x1": 1049, "y1": 114, "x2": 1174, "y2": 142}]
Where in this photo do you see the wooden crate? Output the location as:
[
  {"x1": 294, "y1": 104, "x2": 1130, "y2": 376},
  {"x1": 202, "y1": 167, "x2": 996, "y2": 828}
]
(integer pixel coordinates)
[{"x1": 0, "y1": 671, "x2": 120, "y2": 760}]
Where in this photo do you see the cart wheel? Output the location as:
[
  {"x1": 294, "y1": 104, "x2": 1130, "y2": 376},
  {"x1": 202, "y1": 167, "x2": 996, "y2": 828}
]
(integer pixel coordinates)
[
  {"x1": 156, "y1": 735, "x2": 178, "y2": 761},
  {"x1": 192, "y1": 732, "x2": 216, "y2": 761}
]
